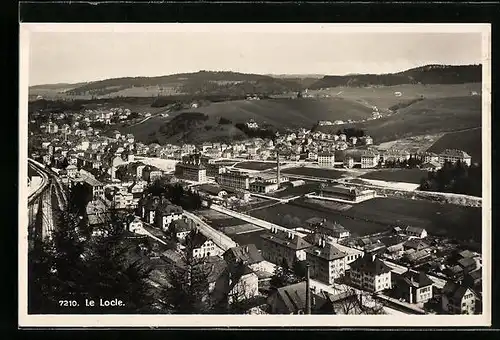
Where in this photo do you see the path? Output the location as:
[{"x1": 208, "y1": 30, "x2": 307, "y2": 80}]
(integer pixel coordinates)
[
  {"x1": 210, "y1": 203, "x2": 306, "y2": 237},
  {"x1": 183, "y1": 210, "x2": 237, "y2": 251}
]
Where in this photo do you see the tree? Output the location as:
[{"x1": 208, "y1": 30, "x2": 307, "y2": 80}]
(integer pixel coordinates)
[
  {"x1": 269, "y1": 259, "x2": 300, "y2": 291},
  {"x1": 161, "y1": 231, "x2": 216, "y2": 314},
  {"x1": 329, "y1": 284, "x2": 385, "y2": 315}
]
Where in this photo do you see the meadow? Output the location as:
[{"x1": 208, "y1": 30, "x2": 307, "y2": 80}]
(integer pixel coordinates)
[
  {"x1": 426, "y1": 127, "x2": 482, "y2": 164},
  {"x1": 359, "y1": 169, "x2": 428, "y2": 184},
  {"x1": 249, "y1": 197, "x2": 482, "y2": 243},
  {"x1": 281, "y1": 167, "x2": 347, "y2": 179}
]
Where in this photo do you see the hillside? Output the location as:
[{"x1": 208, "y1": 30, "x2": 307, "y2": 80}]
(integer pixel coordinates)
[
  {"x1": 176, "y1": 97, "x2": 373, "y2": 128},
  {"x1": 317, "y1": 96, "x2": 482, "y2": 143},
  {"x1": 426, "y1": 127, "x2": 482, "y2": 164},
  {"x1": 310, "y1": 64, "x2": 482, "y2": 89},
  {"x1": 60, "y1": 71, "x2": 303, "y2": 98}
]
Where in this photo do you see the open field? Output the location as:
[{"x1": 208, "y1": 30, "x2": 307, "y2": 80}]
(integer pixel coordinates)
[
  {"x1": 177, "y1": 97, "x2": 374, "y2": 129},
  {"x1": 375, "y1": 133, "x2": 446, "y2": 154},
  {"x1": 249, "y1": 197, "x2": 481, "y2": 243},
  {"x1": 426, "y1": 127, "x2": 482, "y2": 164},
  {"x1": 281, "y1": 167, "x2": 347, "y2": 179},
  {"x1": 234, "y1": 161, "x2": 278, "y2": 171},
  {"x1": 308, "y1": 83, "x2": 481, "y2": 111},
  {"x1": 318, "y1": 96, "x2": 481, "y2": 143},
  {"x1": 221, "y1": 223, "x2": 264, "y2": 235},
  {"x1": 359, "y1": 169, "x2": 428, "y2": 184}
]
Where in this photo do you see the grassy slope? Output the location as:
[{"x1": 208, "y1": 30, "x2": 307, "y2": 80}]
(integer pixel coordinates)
[
  {"x1": 318, "y1": 96, "x2": 482, "y2": 143},
  {"x1": 426, "y1": 127, "x2": 482, "y2": 164},
  {"x1": 177, "y1": 97, "x2": 373, "y2": 128},
  {"x1": 309, "y1": 83, "x2": 481, "y2": 111},
  {"x1": 121, "y1": 97, "x2": 374, "y2": 144}
]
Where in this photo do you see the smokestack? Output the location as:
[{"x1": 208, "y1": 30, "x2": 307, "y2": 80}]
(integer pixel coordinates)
[
  {"x1": 277, "y1": 152, "x2": 281, "y2": 188},
  {"x1": 305, "y1": 264, "x2": 312, "y2": 315}
]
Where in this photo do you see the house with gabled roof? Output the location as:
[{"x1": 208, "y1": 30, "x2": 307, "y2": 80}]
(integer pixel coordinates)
[
  {"x1": 305, "y1": 237, "x2": 347, "y2": 285},
  {"x1": 349, "y1": 254, "x2": 392, "y2": 293},
  {"x1": 441, "y1": 281, "x2": 477, "y2": 314},
  {"x1": 394, "y1": 271, "x2": 434, "y2": 304},
  {"x1": 260, "y1": 227, "x2": 311, "y2": 268},
  {"x1": 223, "y1": 244, "x2": 266, "y2": 273}
]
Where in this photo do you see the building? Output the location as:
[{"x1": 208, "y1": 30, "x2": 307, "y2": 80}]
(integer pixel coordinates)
[
  {"x1": 406, "y1": 226, "x2": 428, "y2": 239},
  {"x1": 81, "y1": 176, "x2": 104, "y2": 201},
  {"x1": 175, "y1": 156, "x2": 207, "y2": 182},
  {"x1": 142, "y1": 166, "x2": 164, "y2": 183},
  {"x1": 46, "y1": 122, "x2": 59, "y2": 134},
  {"x1": 226, "y1": 264, "x2": 259, "y2": 305},
  {"x1": 86, "y1": 200, "x2": 109, "y2": 226},
  {"x1": 186, "y1": 230, "x2": 222, "y2": 258},
  {"x1": 113, "y1": 192, "x2": 136, "y2": 210},
  {"x1": 349, "y1": 255, "x2": 392, "y2": 293},
  {"x1": 216, "y1": 170, "x2": 251, "y2": 191},
  {"x1": 364, "y1": 136, "x2": 373, "y2": 145},
  {"x1": 304, "y1": 217, "x2": 350, "y2": 240},
  {"x1": 441, "y1": 281, "x2": 477, "y2": 314},
  {"x1": 394, "y1": 271, "x2": 434, "y2": 304},
  {"x1": 318, "y1": 184, "x2": 375, "y2": 203},
  {"x1": 305, "y1": 237, "x2": 347, "y2": 285},
  {"x1": 223, "y1": 244, "x2": 266, "y2": 273},
  {"x1": 318, "y1": 152, "x2": 335, "y2": 167},
  {"x1": 360, "y1": 151, "x2": 379, "y2": 169},
  {"x1": 168, "y1": 217, "x2": 195, "y2": 241},
  {"x1": 267, "y1": 281, "x2": 337, "y2": 314},
  {"x1": 260, "y1": 228, "x2": 311, "y2": 268},
  {"x1": 403, "y1": 239, "x2": 430, "y2": 252},
  {"x1": 343, "y1": 156, "x2": 354, "y2": 168},
  {"x1": 155, "y1": 200, "x2": 184, "y2": 231},
  {"x1": 438, "y1": 149, "x2": 472, "y2": 166},
  {"x1": 422, "y1": 152, "x2": 439, "y2": 163},
  {"x1": 128, "y1": 216, "x2": 143, "y2": 233},
  {"x1": 249, "y1": 181, "x2": 279, "y2": 194}
]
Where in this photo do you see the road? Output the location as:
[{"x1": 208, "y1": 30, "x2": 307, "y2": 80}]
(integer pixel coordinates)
[
  {"x1": 210, "y1": 203, "x2": 306, "y2": 237},
  {"x1": 28, "y1": 159, "x2": 50, "y2": 203},
  {"x1": 183, "y1": 210, "x2": 237, "y2": 251}
]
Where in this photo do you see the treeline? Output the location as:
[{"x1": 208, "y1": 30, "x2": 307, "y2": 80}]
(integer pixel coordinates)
[
  {"x1": 384, "y1": 155, "x2": 423, "y2": 168},
  {"x1": 419, "y1": 161, "x2": 482, "y2": 197},
  {"x1": 158, "y1": 112, "x2": 209, "y2": 138},
  {"x1": 309, "y1": 64, "x2": 482, "y2": 89},
  {"x1": 145, "y1": 179, "x2": 203, "y2": 210},
  {"x1": 336, "y1": 127, "x2": 366, "y2": 139}
]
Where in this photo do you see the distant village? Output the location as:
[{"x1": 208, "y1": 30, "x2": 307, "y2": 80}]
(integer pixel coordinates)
[{"x1": 28, "y1": 106, "x2": 480, "y2": 315}]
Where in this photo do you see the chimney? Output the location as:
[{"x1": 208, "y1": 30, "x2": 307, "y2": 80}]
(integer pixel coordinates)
[
  {"x1": 305, "y1": 264, "x2": 312, "y2": 315},
  {"x1": 276, "y1": 152, "x2": 281, "y2": 188},
  {"x1": 409, "y1": 286, "x2": 413, "y2": 304},
  {"x1": 245, "y1": 246, "x2": 249, "y2": 253}
]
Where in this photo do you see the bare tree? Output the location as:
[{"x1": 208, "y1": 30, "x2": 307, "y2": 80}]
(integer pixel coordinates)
[{"x1": 328, "y1": 284, "x2": 385, "y2": 315}]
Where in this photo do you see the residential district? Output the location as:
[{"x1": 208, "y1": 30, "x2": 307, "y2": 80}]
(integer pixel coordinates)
[{"x1": 28, "y1": 109, "x2": 481, "y2": 315}]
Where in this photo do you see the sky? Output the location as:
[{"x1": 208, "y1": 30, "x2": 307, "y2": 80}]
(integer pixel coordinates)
[{"x1": 27, "y1": 27, "x2": 484, "y2": 86}]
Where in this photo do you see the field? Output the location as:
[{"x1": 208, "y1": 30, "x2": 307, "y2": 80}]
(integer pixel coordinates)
[
  {"x1": 317, "y1": 96, "x2": 481, "y2": 143},
  {"x1": 234, "y1": 161, "x2": 278, "y2": 171},
  {"x1": 359, "y1": 169, "x2": 428, "y2": 184},
  {"x1": 308, "y1": 83, "x2": 481, "y2": 112},
  {"x1": 176, "y1": 97, "x2": 374, "y2": 129},
  {"x1": 249, "y1": 197, "x2": 481, "y2": 243},
  {"x1": 282, "y1": 167, "x2": 347, "y2": 179},
  {"x1": 426, "y1": 127, "x2": 482, "y2": 164}
]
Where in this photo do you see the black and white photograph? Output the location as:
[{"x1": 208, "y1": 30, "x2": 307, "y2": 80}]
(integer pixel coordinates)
[{"x1": 19, "y1": 23, "x2": 491, "y2": 327}]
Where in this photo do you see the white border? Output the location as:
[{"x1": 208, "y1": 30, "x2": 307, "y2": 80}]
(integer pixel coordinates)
[{"x1": 18, "y1": 23, "x2": 492, "y2": 328}]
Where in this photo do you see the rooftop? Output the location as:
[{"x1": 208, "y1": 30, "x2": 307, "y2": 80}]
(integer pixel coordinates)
[
  {"x1": 305, "y1": 243, "x2": 347, "y2": 261},
  {"x1": 224, "y1": 244, "x2": 264, "y2": 265},
  {"x1": 260, "y1": 230, "x2": 311, "y2": 250},
  {"x1": 349, "y1": 255, "x2": 392, "y2": 275},
  {"x1": 401, "y1": 271, "x2": 434, "y2": 288},
  {"x1": 440, "y1": 149, "x2": 472, "y2": 158}
]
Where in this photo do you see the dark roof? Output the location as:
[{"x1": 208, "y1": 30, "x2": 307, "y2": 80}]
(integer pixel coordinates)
[
  {"x1": 224, "y1": 244, "x2": 264, "y2": 266},
  {"x1": 459, "y1": 250, "x2": 475, "y2": 259},
  {"x1": 187, "y1": 230, "x2": 210, "y2": 248},
  {"x1": 305, "y1": 243, "x2": 347, "y2": 261},
  {"x1": 440, "y1": 149, "x2": 471, "y2": 158},
  {"x1": 379, "y1": 235, "x2": 407, "y2": 248},
  {"x1": 171, "y1": 219, "x2": 194, "y2": 233},
  {"x1": 406, "y1": 226, "x2": 426, "y2": 235},
  {"x1": 457, "y1": 257, "x2": 477, "y2": 269},
  {"x1": 442, "y1": 281, "x2": 474, "y2": 301},
  {"x1": 206, "y1": 256, "x2": 229, "y2": 283},
  {"x1": 273, "y1": 281, "x2": 329, "y2": 314},
  {"x1": 349, "y1": 255, "x2": 391, "y2": 275},
  {"x1": 404, "y1": 239, "x2": 430, "y2": 250},
  {"x1": 466, "y1": 269, "x2": 482, "y2": 281},
  {"x1": 260, "y1": 230, "x2": 311, "y2": 250},
  {"x1": 401, "y1": 271, "x2": 434, "y2": 288},
  {"x1": 196, "y1": 184, "x2": 226, "y2": 196}
]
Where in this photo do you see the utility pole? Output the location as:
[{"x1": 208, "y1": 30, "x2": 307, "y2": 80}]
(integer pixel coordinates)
[{"x1": 305, "y1": 263, "x2": 312, "y2": 315}]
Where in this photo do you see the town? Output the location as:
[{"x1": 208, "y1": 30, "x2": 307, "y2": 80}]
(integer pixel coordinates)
[{"x1": 27, "y1": 106, "x2": 482, "y2": 316}]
